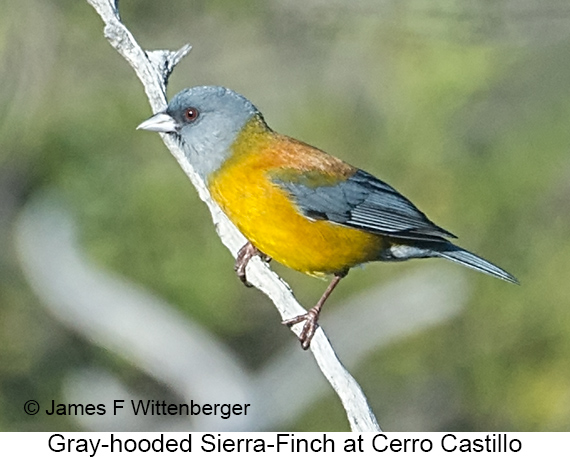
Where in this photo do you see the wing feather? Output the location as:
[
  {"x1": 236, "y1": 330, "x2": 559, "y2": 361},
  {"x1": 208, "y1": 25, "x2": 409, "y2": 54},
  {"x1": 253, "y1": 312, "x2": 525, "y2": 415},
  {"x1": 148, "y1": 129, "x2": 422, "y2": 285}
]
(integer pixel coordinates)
[{"x1": 272, "y1": 168, "x2": 455, "y2": 241}]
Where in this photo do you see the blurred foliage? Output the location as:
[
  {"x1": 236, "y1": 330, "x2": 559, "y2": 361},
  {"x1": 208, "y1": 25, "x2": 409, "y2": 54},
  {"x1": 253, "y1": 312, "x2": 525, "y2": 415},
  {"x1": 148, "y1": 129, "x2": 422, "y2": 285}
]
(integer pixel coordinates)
[{"x1": 1, "y1": 0, "x2": 570, "y2": 431}]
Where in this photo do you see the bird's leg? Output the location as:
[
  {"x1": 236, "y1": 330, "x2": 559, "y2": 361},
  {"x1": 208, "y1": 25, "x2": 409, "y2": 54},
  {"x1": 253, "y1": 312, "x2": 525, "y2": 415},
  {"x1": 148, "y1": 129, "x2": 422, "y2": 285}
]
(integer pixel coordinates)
[
  {"x1": 234, "y1": 242, "x2": 270, "y2": 287},
  {"x1": 282, "y1": 271, "x2": 347, "y2": 350}
]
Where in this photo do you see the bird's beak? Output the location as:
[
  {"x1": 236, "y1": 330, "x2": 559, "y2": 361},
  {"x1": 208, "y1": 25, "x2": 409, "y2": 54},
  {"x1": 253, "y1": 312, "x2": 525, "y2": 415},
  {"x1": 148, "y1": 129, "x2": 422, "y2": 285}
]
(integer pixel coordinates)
[{"x1": 136, "y1": 112, "x2": 178, "y2": 133}]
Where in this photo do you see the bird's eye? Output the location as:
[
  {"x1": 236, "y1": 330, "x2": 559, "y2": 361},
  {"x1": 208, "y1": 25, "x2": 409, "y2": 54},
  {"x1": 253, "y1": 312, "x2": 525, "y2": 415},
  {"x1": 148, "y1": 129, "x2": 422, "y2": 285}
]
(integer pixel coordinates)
[{"x1": 183, "y1": 107, "x2": 199, "y2": 122}]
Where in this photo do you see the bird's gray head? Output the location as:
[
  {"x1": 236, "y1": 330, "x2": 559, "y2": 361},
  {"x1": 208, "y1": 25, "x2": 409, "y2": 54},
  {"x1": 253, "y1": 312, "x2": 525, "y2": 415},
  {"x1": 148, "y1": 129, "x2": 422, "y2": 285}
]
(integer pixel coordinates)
[{"x1": 137, "y1": 86, "x2": 262, "y2": 180}]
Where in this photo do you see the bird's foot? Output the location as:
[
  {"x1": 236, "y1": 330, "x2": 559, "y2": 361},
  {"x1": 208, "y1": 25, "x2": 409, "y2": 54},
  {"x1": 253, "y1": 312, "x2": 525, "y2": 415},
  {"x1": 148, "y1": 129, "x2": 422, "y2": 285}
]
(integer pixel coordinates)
[
  {"x1": 282, "y1": 306, "x2": 321, "y2": 350},
  {"x1": 234, "y1": 242, "x2": 270, "y2": 287},
  {"x1": 281, "y1": 273, "x2": 345, "y2": 350}
]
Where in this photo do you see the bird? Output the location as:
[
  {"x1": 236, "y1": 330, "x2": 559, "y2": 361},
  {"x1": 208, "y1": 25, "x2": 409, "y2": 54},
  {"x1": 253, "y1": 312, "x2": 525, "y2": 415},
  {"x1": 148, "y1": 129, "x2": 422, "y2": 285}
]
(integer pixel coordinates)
[{"x1": 137, "y1": 85, "x2": 518, "y2": 350}]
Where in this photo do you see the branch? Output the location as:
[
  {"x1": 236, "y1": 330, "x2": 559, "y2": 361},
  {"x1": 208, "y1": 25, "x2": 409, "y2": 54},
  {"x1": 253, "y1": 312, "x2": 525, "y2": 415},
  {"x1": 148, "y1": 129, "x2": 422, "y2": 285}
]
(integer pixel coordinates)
[{"x1": 87, "y1": 0, "x2": 380, "y2": 432}]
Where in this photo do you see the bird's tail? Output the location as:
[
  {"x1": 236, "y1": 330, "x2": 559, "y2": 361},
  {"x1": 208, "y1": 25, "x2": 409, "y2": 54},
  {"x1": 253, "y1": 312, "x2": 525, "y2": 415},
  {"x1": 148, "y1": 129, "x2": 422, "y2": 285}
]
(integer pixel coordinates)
[{"x1": 435, "y1": 245, "x2": 519, "y2": 285}]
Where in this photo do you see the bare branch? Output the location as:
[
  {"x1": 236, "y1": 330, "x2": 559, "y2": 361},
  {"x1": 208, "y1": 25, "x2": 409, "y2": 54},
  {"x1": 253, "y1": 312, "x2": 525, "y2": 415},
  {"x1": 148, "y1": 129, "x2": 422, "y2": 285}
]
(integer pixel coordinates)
[{"x1": 87, "y1": 0, "x2": 380, "y2": 432}]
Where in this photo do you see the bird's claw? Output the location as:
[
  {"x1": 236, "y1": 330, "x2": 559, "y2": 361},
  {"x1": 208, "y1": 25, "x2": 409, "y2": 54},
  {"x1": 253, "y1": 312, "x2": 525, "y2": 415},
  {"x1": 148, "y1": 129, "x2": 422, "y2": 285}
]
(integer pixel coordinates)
[
  {"x1": 234, "y1": 244, "x2": 254, "y2": 287},
  {"x1": 234, "y1": 242, "x2": 270, "y2": 287},
  {"x1": 282, "y1": 307, "x2": 321, "y2": 350}
]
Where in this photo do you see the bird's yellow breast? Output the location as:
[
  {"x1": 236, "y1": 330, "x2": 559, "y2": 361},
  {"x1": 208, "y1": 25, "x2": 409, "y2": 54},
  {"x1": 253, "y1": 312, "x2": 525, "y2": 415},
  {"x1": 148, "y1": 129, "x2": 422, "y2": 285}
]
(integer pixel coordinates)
[{"x1": 208, "y1": 117, "x2": 385, "y2": 276}]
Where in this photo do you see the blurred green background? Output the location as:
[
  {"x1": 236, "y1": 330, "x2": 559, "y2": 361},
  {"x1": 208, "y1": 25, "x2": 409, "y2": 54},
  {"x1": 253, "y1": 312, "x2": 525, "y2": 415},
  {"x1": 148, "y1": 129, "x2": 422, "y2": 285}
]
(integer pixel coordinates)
[{"x1": 1, "y1": 0, "x2": 570, "y2": 431}]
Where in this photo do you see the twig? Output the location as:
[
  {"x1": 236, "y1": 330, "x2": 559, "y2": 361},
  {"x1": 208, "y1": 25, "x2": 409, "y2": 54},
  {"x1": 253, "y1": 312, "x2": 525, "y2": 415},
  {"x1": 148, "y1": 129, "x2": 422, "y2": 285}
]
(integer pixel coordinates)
[{"x1": 87, "y1": 0, "x2": 381, "y2": 432}]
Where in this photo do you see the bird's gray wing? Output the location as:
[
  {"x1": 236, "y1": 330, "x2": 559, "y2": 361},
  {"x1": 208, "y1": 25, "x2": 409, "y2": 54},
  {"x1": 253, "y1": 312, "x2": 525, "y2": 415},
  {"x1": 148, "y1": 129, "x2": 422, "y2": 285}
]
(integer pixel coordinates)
[{"x1": 271, "y1": 168, "x2": 455, "y2": 241}]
